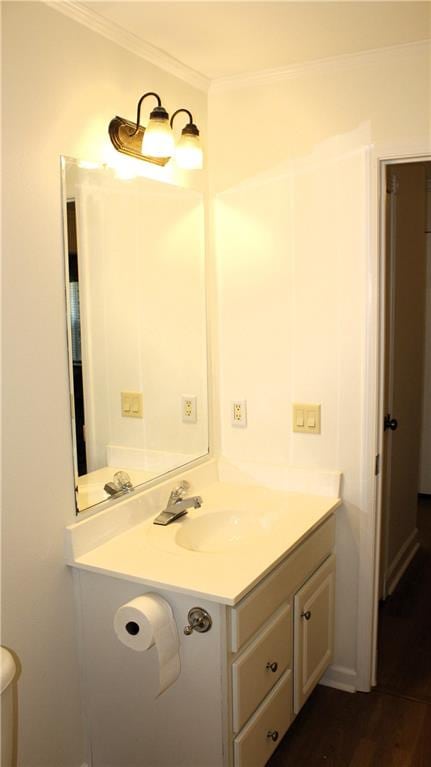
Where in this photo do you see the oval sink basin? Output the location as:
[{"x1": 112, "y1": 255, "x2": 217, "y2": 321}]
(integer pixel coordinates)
[{"x1": 175, "y1": 510, "x2": 279, "y2": 553}]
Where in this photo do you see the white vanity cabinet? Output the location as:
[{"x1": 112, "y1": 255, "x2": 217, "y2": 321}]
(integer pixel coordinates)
[
  {"x1": 227, "y1": 515, "x2": 335, "y2": 767},
  {"x1": 72, "y1": 510, "x2": 336, "y2": 767}
]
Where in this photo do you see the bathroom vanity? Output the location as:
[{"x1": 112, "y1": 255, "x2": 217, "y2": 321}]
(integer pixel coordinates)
[{"x1": 66, "y1": 461, "x2": 340, "y2": 767}]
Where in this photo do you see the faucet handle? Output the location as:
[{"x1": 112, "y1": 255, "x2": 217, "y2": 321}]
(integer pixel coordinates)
[
  {"x1": 113, "y1": 471, "x2": 133, "y2": 491},
  {"x1": 104, "y1": 471, "x2": 134, "y2": 497},
  {"x1": 168, "y1": 480, "x2": 190, "y2": 504}
]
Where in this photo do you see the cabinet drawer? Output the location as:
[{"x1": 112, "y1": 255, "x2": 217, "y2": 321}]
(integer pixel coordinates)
[
  {"x1": 233, "y1": 669, "x2": 293, "y2": 767},
  {"x1": 231, "y1": 516, "x2": 335, "y2": 651},
  {"x1": 232, "y1": 604, "x2": 292, "y2": 733}
]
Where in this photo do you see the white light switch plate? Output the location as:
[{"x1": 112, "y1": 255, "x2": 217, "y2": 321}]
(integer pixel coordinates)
[
  {"x1": 293, "y1": 403, "x2": 321, "y2": 434},
  {"x1": 121, "y1": 391, "x2": 143, "y2": 418}
]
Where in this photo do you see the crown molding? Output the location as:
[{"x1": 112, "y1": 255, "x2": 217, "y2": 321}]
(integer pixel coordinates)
[
  {"x1": 210, "y1": 39, "x2": 431, "y2": 93},
  {"x1": 43, "y1": 4, "x2": 430, "y2": 96},
  {"x1": 45, "y1": 1, "x2": 210, "y2": 93}
]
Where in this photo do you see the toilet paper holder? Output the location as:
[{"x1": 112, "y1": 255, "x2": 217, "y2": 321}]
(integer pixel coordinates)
[{"x1": 184, "y1": 607, "x2": 212, "y2": 635}]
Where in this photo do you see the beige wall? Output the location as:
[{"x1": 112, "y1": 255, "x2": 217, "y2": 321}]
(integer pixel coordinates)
[
  {"x1": 210, "y1": 41, "x2": 431, "y2": 686},
  {"x1": 210, "y1": 42, "x2": 430, "y2": 194},
  {"x1": 1, "y1": 3, "x2": 207, "y2": 765}
]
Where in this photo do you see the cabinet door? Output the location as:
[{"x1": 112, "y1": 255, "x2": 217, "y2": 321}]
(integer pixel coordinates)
[{"x1": 293, "y1": 554, "x2": 335, "y2": 714}]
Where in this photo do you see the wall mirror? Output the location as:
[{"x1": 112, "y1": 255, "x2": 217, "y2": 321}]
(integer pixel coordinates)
[{"x1": 61, "y1": 157, "x2": 209, "y2": 513}]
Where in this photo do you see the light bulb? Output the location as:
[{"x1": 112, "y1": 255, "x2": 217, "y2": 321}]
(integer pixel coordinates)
[
  {"x1": 175, "y1": 131, "x2": 203, "y2": 170},
  {"x1": 142, "y1": 107, "x2": 174, "y2": 158}
]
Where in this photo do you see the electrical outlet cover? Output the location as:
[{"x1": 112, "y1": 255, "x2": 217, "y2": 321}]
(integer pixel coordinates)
[
  {"x1": 182, "y1": 395, "x2": 197, "y2": 423},
  {"x1": 232, "y1": 400, "x2": 247, "y2": 427}
]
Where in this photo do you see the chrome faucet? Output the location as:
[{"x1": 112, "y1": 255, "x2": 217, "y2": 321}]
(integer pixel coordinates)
[
  {"x1": 104, "y1": 471, "x2": 134, "y2": 497},
  {"x1": 153, "y1": 480, "x2": 202, "y2": 526}
]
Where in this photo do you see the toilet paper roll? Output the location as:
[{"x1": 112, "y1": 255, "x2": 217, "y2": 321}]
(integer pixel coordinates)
[{"x1": 114, "y1": 593, "x2": 180, "y2": 696}]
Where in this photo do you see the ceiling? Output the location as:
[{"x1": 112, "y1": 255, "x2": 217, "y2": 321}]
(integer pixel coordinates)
[{"x1": 83, "y1": 1, "x2": 431, "y2": 80}]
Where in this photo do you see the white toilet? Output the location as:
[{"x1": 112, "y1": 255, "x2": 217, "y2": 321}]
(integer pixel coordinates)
[{"x1": 1, "y1": 647, "x2": 17, "y2": 767}]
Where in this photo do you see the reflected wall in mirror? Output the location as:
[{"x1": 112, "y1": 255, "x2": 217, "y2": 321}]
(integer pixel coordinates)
[{"x1": 62, "y1": 157, "x2": 209, "y2": 513}]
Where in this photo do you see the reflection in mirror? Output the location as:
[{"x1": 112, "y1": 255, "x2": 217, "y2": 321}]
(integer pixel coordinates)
[{"x1": 62, "y1": 158, "x2": 209, "y2": 513}]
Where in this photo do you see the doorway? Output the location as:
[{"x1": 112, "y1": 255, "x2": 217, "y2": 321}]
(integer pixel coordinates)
[
  {"x1": 66, "y1": 200, "x2": 87, "y2": 476},
  {"x1": 376, "y1": 159, "x2": 431, "y2": 696}
]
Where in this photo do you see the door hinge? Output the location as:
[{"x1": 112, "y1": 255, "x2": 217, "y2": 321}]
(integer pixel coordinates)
[
  {"x1": 375, "y1": 454, "x2": 380, "y2": 476},
  {"x1": 386, "y1": 172, "x2": 399, "y2": 195}
]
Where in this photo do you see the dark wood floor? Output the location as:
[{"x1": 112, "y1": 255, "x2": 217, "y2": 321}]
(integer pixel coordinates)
[
  {"x1": 268, "y1": 496, "x2": 431, "y2": 767},
  {"x1": 376, "y1": 496, "x2": 431, "y2": 705}
]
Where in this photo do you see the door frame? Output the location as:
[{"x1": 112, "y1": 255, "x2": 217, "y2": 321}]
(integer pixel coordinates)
[{"x1": 358, "y1": 151, "x2": 430, "y2": 691}]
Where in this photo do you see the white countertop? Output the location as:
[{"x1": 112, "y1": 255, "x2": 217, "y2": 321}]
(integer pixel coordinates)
[
  {"x1": 77, "y1": 465, "x2": 157, "y2": 511},
  {"x1": 67, "y1": 477, "x2": 341, "y2": 605}
]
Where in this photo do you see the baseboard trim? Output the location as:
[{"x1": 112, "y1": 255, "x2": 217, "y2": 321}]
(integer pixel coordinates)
[
  {"x1": 319, "y1": 664, "x2": 357, "y2": 693},
  {"x1": 386, "y1": 528, "x2": 419, "y2": 596}
]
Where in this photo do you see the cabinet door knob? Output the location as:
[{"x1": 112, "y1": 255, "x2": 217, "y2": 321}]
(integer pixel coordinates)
[
  {"x1": 266, "y1": 661, "x2": 278, "y2": 672},
  {"x1": 267, "y1": 730, "x2": 279, "y2": 742},
  {"x1": 301, "y1": 610, "x2": 312, "y2": 621}
]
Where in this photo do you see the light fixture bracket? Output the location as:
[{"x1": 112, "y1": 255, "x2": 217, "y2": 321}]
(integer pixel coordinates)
[
  {"x1": 108, "y1": 116, "x2": 170, "y2": 166},
  {"x1": 170, "y1": 108, "x2": 199, "y2": 136},
  {"x1": 182, "y1": 122, "x2": 199, "y2": 137}
]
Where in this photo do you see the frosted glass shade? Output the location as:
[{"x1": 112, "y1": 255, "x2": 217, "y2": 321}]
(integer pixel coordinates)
[
  {"x1": 175, "y1": 133, "x2": 203, "y2": 170},
  {"x1": 142, "y1": 119, "x2": 174, "y2": 158}
]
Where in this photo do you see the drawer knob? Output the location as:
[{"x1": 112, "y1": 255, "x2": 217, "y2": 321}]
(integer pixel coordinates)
[
  {"x1": 266, "y1": 661, "x2": 278, "y2": 673},
  {"x1": 267, "y1": 730, "x2": 279, "y2": 742},
  {"x1": 301, "y1": 610, "x2": 312, "y2": 621}
]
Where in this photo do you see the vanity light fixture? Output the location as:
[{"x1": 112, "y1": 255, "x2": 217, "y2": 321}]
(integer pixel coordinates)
[
  {"x1": 170, "y1": 109, "x2": 203, "y2": 170},
  {"x1": 109, "y1": 91, "x2": 173, "y2": 166},
  {"x1": 108, "y1": 92, "x2": 202, "y2": 169}
]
